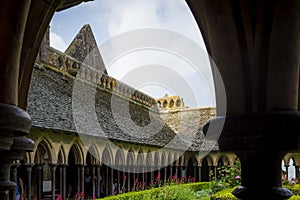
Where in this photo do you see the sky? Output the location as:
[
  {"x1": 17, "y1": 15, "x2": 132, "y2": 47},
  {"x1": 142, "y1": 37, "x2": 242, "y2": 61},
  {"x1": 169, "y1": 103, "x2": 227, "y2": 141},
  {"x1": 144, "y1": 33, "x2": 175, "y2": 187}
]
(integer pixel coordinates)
[{"x1": 50, "y1": 0, "x2": 216, "y2": 108}]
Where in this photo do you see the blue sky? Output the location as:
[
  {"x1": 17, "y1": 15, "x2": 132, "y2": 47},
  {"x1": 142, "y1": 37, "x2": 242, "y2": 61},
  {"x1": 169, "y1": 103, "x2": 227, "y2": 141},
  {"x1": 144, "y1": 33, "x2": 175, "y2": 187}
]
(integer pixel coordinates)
[{"x1": 50, "y1": 0, "x2": 216, "y2": 107}]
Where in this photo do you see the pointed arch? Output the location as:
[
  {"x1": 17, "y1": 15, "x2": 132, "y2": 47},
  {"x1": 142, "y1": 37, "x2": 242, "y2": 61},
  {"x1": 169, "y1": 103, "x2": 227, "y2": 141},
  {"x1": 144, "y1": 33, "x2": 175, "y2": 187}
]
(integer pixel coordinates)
[
  {"x1": 146, "y1": 151, "x2": 153, "y2": 166},
  {"x1": 161, "y1": 152, "x2": 166, "y2": 167},
  {"x1": 102, "y1": 147, "x2": 113, "y2": 165},
  {"x1": 68, "y1": 141, "x2": 84, "y2": 165},
  {"x1": 154, "y1": 151, "x2": 160, "y2": 167},
  {"x1": 167, "y1": 153, "x2": 173, "y2": 166},
  {"x1": 201, "y1": 154, "x2": 213, "y2": 166},
  {"x1": 127, "y1": 149, "x2": 135, "y2": 166},
  {"x1": 115, "y1": 149, "x2": 125, "y2": 166},
  {"x1": 34, "y1": 137, "x2": 53, "y2": 164},
  {"x1": 57, "y1": 145, "x2": 66, "y2": 164},
  {"x1": 87, "y1": 144, "x2": 100, "y2": 165},
  {"x1": 217, "y1": 154, "x2": 230, "y2": 167},
  {"x1": 137, "y1": 150, "x2": 145, "y2": 167}
]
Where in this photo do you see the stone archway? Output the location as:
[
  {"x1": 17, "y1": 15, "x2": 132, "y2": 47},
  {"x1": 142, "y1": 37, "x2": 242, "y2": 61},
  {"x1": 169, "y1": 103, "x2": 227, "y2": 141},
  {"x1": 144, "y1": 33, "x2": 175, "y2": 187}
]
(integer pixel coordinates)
[
  {"x1": 201, "y1": 156, "x2": 210, "y2": 182},
  {"x1": 101, "y1": 147, "x2": 113, "y2": 197},
  {"x1": 66, "y1": 144, "x2": 84, "y2": 197},
  {"x1": 32, "y1": 139, "x2": 53, "y2": 199}
]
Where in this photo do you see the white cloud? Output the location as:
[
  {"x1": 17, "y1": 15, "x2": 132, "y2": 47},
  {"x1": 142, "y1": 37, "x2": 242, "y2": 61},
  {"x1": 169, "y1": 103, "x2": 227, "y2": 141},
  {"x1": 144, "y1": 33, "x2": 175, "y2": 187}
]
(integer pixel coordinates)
[
  {"x1": 50, "y1": 0, "x2": 215, "y2": 107},
  {"x1": 50, "y1": 31, "x2": 67, "y2": 52},
  {"x1": 98, "y1": 0, "x2": 205, "y2": 47}
]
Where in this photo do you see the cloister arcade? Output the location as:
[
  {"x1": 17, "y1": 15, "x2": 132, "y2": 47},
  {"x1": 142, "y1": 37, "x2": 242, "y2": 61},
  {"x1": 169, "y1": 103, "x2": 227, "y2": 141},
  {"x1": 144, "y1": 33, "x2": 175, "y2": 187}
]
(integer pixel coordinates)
[{"x1": 15, "y1": 130, "x2": 237, "y2": 199}]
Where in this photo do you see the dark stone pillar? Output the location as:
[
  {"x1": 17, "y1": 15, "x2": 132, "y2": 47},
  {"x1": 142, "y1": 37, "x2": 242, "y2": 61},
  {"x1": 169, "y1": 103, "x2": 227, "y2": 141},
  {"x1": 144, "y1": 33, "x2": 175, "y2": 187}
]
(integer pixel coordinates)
[
  {"x1": 105, "y1": 167, "x2": 109, "y2": 196},
  {"x1": 77, "y1": 165, "x2": 80, "y2": 193},
  {"x1": 193, "y1": 166, "x2": 197, "y2": 182},
  {"x1": 50, "y1": 164, "x2": 57, "y2": 200},
  {"x1": 175, "y1": 166, "x2": 178, "y2": 179},
  {"x1": 10, "y1": 163, "x2": 19, "y2": 200},
  {"x1": 59, "y1": 166, "x2": 62, "y2": 198},
  {"x1": 127, "y1": 167, "x2": 130, "y2": 192},
  {"x1": 37, "y1": 164, "x2": 43, "y2": 200},
  {"x1": 233, "y1": 152, "x2": 290, "y2": 200},
  {"x1": 92, "y1": 165, "x2": 95, "y2": 198},
  {"x1": 170, "y1": 165, "x2": 173, "y2": 179},
  {"x1": 26, "y1": 164, "x2": 34, "y2": 200},
  {"x1": 150, "y1": 166, "x2": 154, "y2": 183},
  {"x1": 132, "y1": 166, "x2": 136, "y2": 191},
  {"x1": 60, "y1": 164, "x2": 67, "y2": 200},
  {"x1": 295, "y1": 166, "x2": 300, "y2": 181},
  {"x1": 80, "y1": 165, "x2": 85, "y2": 194},
  {"x1": 142, "y1": 166, "x2": 145, "y2": 189},
  {"x1": 213, "y1": 166, "x2": 217, "y2": 180},
  {"x1": 198, "y1": 166, "x2": 201, "y2": 182},
  {"x1": 117, "y1": 167, "x2": 120, "y2": 194},
  {"x1": 96, "y1": 165, "x2": 101, "y2": 198},
  {"x1": 285, "y1": 165, "x2": 289, "y2": 180},
  {"x1": 0, "y1": 107, "x2": 33, "y2": 200},
  {"x1": 203, "y1": 113, "x2": 299, "y2": 199}
]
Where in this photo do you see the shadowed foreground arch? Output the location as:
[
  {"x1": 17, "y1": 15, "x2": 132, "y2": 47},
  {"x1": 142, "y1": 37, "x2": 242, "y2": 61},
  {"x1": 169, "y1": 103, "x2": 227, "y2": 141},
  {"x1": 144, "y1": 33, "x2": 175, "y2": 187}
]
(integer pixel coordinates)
[{"x1": 0, "y1": 1, "x2": 300, "y2": 200}]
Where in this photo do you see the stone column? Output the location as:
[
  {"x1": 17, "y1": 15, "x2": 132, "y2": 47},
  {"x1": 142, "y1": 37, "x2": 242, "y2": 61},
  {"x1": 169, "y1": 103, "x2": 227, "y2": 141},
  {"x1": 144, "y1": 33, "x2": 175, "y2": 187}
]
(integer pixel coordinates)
[
  {"x1": 150, "y1": 166, "x2": 154, "y2": 183},
  {"x1": 175, "y1": 166, "x2": 178, "y2": 179},
  {"x1": 122, "y1": 165, "x2": 126, "y2": 193},
  {"x1": 80, "y1": 165, "x2": 85, "y2": 194},
  {"x1": 285, "y1": 165, "x2": 289, "y2": 180},
  {"x1": 213, "y1": 166, "x2": 217, "y2": 180},
  {"x1": 0, "y1": 113, "x2": 33, "y2": 200},
  {"x1": 105, "y1": 167, "x2": 109, "y2": 196},
  {"x1": 10, "y1": 163, "x2": 19, "y2": 200},
  {"x1": 62, "y1": 165, "x2": 67, "y2": 200},
  {"x1": 96, "y1": 165, "x2": 101, "y2": 198},
  {"x1": 170, "y1": 165, "x2": 173, "y2": 179},
  {"x1": 111, "y1": 168, "x2": 114, "y2": 195},
  {"x1": 26, "y1": 164, "x2": 34, "y2": 200},
  {"x1": 193, "y1": 166, "x2": 197, "y2": 182},
  {"x1": 92, "y1": 165, "x2": 95, "y2": 198},
  {"x1": 59, "y1": 166, "x2": 63, "y2": 198},
  {"x1": 117, "y1": 167, "x2": 120, "y2": 194},
  {"x1": 295, "y1": 166, "x2": 300, "y2": 181},
  {"x1": 198, "y1": 166, "x2": 202, "y2": 182},
  {"x1": 203, "y1": 114, "x2": 299, "y2": 199},
  {"x1": 37, "y1": 164, "x2": 43, "y2": 200},
  {"x1": 142, "y1": 166, "x2": 145, "y2": 189},
  {"x1": 208, "y1": 166, "x2": 212, "y2": 182},
  {"x1": 77, "y1": 165, "x2": 80, "y2": 193},
  {"x1": 49, "y1": 164, "x2": 57, "y2": 200},
  {"x1": 127, "y1": 168, "x2": 130, "y2": 192},
  {"x1": 132, "y1": 166, "x2": 136, "y2": 189}
]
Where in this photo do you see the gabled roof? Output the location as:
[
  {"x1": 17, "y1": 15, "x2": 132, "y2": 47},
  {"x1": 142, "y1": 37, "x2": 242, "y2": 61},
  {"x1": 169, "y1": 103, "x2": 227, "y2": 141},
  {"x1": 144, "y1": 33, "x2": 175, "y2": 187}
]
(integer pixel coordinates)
[{"x1": 65, "y1": 24, "x2": 107, "y2": 74}]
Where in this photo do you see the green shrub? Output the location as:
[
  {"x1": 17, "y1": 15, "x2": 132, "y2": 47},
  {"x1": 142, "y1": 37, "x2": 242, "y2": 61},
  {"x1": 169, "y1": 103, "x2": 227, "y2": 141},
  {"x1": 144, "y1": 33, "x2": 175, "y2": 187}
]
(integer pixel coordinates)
[
  {"x1": 211, "y1": 188, "x2": 238, "y2": 200},
  {"x1": 211, "y1": 160, "x2": 241, "y2": 193},
  {"x1": 284, "y1": 184, "x2": 300, "y2": 196},
  {"x1": 194, "y1": 189, "x2": 213, "y2": 198},
  {"x1": 290, "y1": 195, "x2": 300, "y2": 200},
  {"x1": 99, "y1": 182, "x2": 210, "y2": 200}
]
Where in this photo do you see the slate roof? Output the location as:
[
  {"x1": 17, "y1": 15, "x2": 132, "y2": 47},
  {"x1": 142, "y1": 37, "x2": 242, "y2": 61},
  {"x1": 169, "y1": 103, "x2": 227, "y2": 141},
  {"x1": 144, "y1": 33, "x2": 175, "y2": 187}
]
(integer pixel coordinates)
[{"x1": 28, "y1": 65, "x2": 218, "y2": 151}]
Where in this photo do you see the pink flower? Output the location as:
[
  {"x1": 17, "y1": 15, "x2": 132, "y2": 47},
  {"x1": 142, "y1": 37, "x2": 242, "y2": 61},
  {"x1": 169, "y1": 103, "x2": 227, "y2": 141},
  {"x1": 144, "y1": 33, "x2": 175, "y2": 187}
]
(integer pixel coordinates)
[
  {"x1": 235, "y1": 175, "x2": 241, "y2": 179},
  {"x1": 156, "y1": 173, "x2": 161, "y2": 180},
  {"x1": 56, "y1": 194, "x2": 62, "y2": 200},
  {"x1": 80, "y1": 191, "x2": 84, "y2": 198}
]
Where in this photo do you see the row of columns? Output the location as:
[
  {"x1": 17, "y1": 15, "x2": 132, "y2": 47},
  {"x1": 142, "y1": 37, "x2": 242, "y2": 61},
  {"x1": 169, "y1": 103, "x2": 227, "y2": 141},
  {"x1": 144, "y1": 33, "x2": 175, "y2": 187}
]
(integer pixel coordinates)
[
  {"x1": 284, "y1": 164, "x2": 300, "y2": 180},
  {"x1": 14, "y1": 162, "x2": 222, "y2": 199}
]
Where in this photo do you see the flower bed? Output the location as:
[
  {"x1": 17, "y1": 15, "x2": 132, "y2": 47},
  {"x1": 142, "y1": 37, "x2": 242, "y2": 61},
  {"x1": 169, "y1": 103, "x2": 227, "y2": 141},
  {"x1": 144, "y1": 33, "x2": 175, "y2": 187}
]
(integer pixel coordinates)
[{"x1": 99, "y1": 182, "x2": 210, "y2": 200}]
